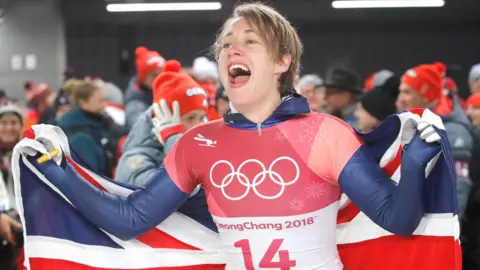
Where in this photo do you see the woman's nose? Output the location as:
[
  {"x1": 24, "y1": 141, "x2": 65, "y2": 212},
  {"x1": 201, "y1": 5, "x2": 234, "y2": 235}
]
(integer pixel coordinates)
[{"x1": 227, "y1": 44, "x2": 243, "y2": 57}]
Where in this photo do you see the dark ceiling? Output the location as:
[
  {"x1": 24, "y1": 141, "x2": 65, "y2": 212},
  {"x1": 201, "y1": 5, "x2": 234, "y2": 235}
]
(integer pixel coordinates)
[{"x1": 61, "y1": 0, "x2": 480, "y2": 25}]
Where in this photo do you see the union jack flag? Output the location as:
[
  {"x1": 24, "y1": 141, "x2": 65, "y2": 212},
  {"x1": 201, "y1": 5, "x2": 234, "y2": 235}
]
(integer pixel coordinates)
[
  {"x1": 337, "y1": 108, "x2": 462, "y2": 270},
  {"x1": 13, "y1": 125, "x2": 225, "y2": 270}
]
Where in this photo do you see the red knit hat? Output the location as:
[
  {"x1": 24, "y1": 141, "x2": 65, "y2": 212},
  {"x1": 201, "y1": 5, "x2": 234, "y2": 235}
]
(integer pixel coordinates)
[
  {"x1": 153, "y1": 60, "x2": 208, "y2": 116},
  {"x1": 445, "y1": 77, "x2": 458, "y2": 92},
  {"x1": 135, "y1": 46, "x2": 165, "y2": 84},
  {"x1": 466, "y1": 93, "x2": 480, "y2": 107},
  {"x1": 24, "y1": 81, "x2": 52, "y2": 103},
  {"x1": 401, "y1": 64, "x2": 443, "y2": 102},
  {"x1": 434, "y1": 62, "x2": 447, "y2": 78}
]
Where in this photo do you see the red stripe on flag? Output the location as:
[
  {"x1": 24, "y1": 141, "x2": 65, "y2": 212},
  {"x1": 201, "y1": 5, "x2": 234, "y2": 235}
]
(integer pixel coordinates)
[
  {"x1": 28, "y1": 258, "x2": 225, "y2": 270},
  {"x1": 65, "y1": 157, "x2": 201, "y2": 250},
  {"x1": 338, "y1": 235, "x2": 461, "y2": 270}
]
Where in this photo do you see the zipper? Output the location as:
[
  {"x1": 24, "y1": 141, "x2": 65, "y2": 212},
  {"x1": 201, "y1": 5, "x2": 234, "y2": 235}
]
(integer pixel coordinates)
[{"x1": 257, "y1": 123, "x2": 262, "y2": 136}]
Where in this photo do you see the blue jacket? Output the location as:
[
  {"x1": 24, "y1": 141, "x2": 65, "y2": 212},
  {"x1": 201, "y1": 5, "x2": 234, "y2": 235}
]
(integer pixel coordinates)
[
  {"x1": 35, "y1": 93, "x2": 441, "y2": 240},
  {"x1": 115, "y1": 107, "x2": 166, "y2": 187},
  {"x1": 57, "y1": 106, "x2": 109, "y2": 175}
]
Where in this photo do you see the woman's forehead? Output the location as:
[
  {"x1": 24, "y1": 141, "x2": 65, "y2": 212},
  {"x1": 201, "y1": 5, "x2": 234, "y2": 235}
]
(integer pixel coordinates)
[{"x1": 221, "y1": 17, "x2": 258, "y2": 38}]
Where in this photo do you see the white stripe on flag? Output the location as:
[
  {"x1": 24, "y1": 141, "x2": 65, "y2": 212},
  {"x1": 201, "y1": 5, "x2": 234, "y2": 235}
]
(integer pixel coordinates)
[
  {"x1": 26, "y1": 236, "x2": 226, "y2": 268},
  {"x1": 77, "y1": 164, "x2": 222, "y2": 251}
]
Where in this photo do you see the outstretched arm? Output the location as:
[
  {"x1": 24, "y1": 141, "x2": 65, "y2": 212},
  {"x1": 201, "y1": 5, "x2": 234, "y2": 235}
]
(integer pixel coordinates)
[
  {"x1": 34, "y1": 160, "x2": 190, "y2": 240},
  {"x1": 311, "y1": 116, "x2": 440, "y2": 236}
]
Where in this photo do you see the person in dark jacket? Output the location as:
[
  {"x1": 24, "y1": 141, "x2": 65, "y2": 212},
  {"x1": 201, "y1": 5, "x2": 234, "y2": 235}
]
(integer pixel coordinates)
[
  {"x1": 323, "y1": 66, "x2": 363, "y2": 128},
  {"x1": 58, "y1": 81, "x2": 123, "y2": 177},
  {"x1": 355, "y1": 76, "x2": 399, "y2": 132},
  {"x1": 124, "y1": 46, "x2": 165, "y2": 130},
  {"x1": 462, "y1": 93, "x2": 480, "y2": 270}
]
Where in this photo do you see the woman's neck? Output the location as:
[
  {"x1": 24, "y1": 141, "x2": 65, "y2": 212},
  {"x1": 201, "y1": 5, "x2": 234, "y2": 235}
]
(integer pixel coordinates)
[{"x1": 233, "y1": 92, "x2": 282, "y2": 124}]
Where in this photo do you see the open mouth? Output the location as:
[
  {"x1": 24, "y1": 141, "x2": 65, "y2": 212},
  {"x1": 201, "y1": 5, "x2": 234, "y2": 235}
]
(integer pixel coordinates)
[{"x1": 228, "y1": 63, "x2": 251, "y2": 88}]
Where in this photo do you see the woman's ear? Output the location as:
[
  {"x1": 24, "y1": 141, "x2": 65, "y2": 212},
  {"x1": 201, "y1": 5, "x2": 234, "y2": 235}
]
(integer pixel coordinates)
[{"x1": 275, "y1": 53, "x2": 292, "y2": 74}]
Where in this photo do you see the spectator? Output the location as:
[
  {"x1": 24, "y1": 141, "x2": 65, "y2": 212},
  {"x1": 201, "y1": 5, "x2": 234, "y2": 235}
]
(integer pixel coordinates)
[
  {"x1": 296, "y1": 74, "x2": 325, "y2": 112},
  {"x1": 116, "y1": 60, "x2": 208, "y2": 187},
  {"x1": 215, "y1": 86, "x2": 229, "y2": 116},
  {"x1": 124, "y1": 46, "x2": 165, "y2": 130},
  {"x1": 397, "y1": 63, "x2": 473, "y2": 217},
  {"x1": 355, "y1": 76, "x2": 399, "y2": 132},
  {"x1": 323, "y1": 66, "x2": 363, "y2": 128},
  {"x1": 468, "y1": 63, "x2": 480, "y2": 94},
  {"x1": 462, "y1": 93, "x2": 480, "y2": 270},
  {"x1": 104, "y1": 82, "x2": 126, "y2": 127},
  {"x1": 23, "y1": 82, "x2": 55, "y2": 130},
  {"x1": 0, "y1": 104, "x2": 23, "y2": 210},
  {"x1": 192, "y1": 56, "x2": 222, "y2": 120},
  {"x1": 364, "y1": 69, "x2": 394, "y2": 91},
  {"x1": 57, "y1": 81, "x2": 123, "y2": 177}
]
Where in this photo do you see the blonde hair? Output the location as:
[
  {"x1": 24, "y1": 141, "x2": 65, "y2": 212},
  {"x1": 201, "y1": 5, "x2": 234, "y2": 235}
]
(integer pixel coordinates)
[
  {"x1": 71, "y1": 81, "x2": 101, "y2": 105},
  {"x1": 62, "y1": 79, "x2": 83, "y2": 95},
  {"x1": 213, "y1": 3, "x2": 303, "y2": 96}
]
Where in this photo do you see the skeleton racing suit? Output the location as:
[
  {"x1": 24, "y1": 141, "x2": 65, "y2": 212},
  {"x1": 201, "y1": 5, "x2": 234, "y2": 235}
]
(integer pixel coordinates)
[{"x1": 33, "y1": 93, "x2": 440, "y2": 269}]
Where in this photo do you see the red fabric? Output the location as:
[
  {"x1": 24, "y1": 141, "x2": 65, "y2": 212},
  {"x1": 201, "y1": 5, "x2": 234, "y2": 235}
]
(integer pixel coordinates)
[
  {"x1": 401, "y1": 64, "x2": 443, "y2": 102},
  {"x1": 17, "y1": 247, "x2": 24, "y2": 270},
  {"x1": 24, "y1": 82, "x2": 51, "y2": 103},
  {"x1": 434, "y1": 62, "x2": 447, "y2": 77},
  {"x1": 28, "y1": 258, "x2": 225, "y2": 270},
  {"x1": 338, "y1": 236, "x2": 461, "y2": 270},
  {"x1": 153, "y1": 60, "x2": 208, "y2": 117},
  {"x1": 160, "y1": 125, "x2": 185, "y2": 143},
  {"x1": 445, "y1": 77, "x2": 458, "y2": 92},
  {"x1": 112, "y1": 135, "x2": 128, "y2": 179},
  {"x1": 23, "y1": 109, "x2": 40, "y2": 131},
  {"x1": 466, "y1": 93, "x2": 480, "y2": 107},
  {"x1": 363, "y1": 73, "x2": 375, "y2": 91},
  {"x1": 135, "y1": 46, "x2": 165, "y2": 84}
]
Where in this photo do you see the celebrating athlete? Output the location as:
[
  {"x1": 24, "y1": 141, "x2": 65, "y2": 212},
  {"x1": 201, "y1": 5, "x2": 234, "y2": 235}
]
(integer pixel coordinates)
[{"x1": 28, "y1": 3, "x2": 442, "y2": 269}]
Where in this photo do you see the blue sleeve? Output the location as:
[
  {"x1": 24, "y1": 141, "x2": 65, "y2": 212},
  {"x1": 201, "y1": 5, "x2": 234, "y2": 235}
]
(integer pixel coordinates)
[
  {"x1": 33, "y1": 160, "x2": 189, "y2": 240},
  {"x1": 338, "y1": 135, "x2": 441, "y2": 236}
]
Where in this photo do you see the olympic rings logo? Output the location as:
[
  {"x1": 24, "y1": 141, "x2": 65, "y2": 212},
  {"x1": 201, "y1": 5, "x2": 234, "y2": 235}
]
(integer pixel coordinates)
[{"x1": 209, "y1": 156, "x2": 300, "y2": 200}]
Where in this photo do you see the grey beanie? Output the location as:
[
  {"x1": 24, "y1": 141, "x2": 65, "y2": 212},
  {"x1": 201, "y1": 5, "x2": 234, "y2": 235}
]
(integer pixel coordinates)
[
  {"x1": 469, "y1": 64, "x2": 480, "y2": 88},
  {"x1": 104, "y1": 82, "x2": 124, "y2": 106},
  {"x1": 297, "y1": 74, "x2": 323, "y2": 92}
]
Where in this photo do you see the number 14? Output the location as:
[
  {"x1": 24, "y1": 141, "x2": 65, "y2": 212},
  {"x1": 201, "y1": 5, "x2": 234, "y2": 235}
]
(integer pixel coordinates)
[{"x1": 234, "y1": 239, "x2": 296, "y2": 270}]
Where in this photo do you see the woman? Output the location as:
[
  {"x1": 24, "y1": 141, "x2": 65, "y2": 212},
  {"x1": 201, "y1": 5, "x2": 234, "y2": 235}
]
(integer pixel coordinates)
[
  {"x1": 32, "y1": 3, "x2": 441, "y2": 269},
  {"x1": 0, "y1": 104, "x2": 24, "y2": 270},
  {"x1": 57, "y1": 81, "x2": 123, "y2": 177}
]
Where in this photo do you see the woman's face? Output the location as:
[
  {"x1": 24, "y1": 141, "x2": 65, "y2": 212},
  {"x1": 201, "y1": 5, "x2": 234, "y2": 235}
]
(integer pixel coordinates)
[
  {"x1": 181, "y1": 109, "x2": 206, "y2": 131},
  {"x1": 79, "y1": 89, "x2": 107, "y2": 115},
  {"x1": 0, "y1": 114, "x2": 22, "y2": 143}
]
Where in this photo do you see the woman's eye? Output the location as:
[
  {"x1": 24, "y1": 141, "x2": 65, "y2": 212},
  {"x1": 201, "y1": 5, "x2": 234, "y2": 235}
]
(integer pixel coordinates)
[
  {"x1": 222, "y1": 43, "x2": 232, "y2": 49},
  {"x1": 246, "y1": 40, "x2": 257, "y2": 44}
]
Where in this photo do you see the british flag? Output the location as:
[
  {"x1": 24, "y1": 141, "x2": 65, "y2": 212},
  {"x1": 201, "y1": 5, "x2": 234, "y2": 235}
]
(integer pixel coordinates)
[
  {"x1": 12, "y1": 108, "x2": 461, "y2": 270},
  {"x1": 337, "y1": 108, "x2": 462, "y2": 270},
  {"x1": 12, "y1": 125, "x2": 225, "y2": 270}
]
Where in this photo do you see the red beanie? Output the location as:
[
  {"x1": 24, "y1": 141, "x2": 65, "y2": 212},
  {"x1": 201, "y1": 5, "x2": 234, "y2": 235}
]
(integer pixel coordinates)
[
  {"x1": 434, "y1": 62, "x2": 447, "y2": 78},
  {"x1": 25, "y1": 81, "x2": 51, "y2": 103},
  {"x1": 466, "y1": 93, "x2": 480, "y2": 107},
  {"x1": 445, "y1": 77, "x2": 457, "y2": 92},
  {"x1": 153, "y1": 60, "x2": 208, "y2": 116},
  {"x1": 401, "y1": 64, "x2": 443, "y2": 102},
  {"x1": 135, "y1": 46, "x2": 165, "y2": 84}
]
